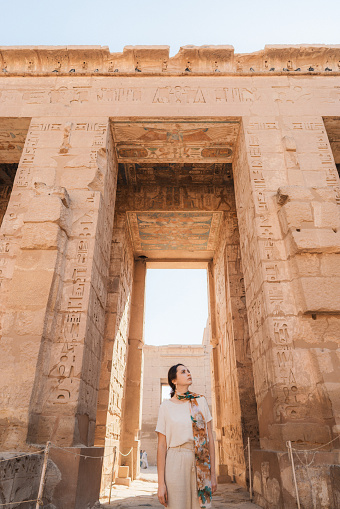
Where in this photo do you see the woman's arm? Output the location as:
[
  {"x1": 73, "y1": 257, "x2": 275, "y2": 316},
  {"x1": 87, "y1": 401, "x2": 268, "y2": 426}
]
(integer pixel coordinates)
[
  {"x1": 157, "y1": 432, "x2": 168, "y2": 507},
  {"x1": 207, "y1": 420, "x2": 217, "y2": 494}
]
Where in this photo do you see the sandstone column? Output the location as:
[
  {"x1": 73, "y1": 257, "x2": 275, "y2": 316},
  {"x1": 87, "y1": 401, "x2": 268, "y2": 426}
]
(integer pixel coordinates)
[
  {"x1": 233, "y1": 116, "x2": 340, "y2": 505},
  {"x1": 95, "y1": 213, "x2": 134, "y2": 489},
  {"x1": 120, "y1": 260, "x2": 146, "y2": 481},
  {"x1": 0, "y1": 117, "x2": 117, "y2": 508},
  {"x1": 209, "y1": 210, "x2": 259, "y2": 485}
]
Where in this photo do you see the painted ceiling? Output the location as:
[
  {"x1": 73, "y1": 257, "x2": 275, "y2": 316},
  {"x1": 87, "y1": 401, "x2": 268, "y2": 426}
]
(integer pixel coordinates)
[
  {"x1": 0, "y1": 163, "x2": 17, "y2": 187},
  {"x1": 127, "y1": 211, "x2": 222, "y2": 260},
  {"x1": 118, "y1": 162, "x2": 233, "y2": 187},
  {"x1": 0, "y1": 118, "x2": 31, "y2": 164},
  {"x1": 113, "y1": 121, "x2": 238, "y2": 259},
  {"x1": 111, "y1": 120, "x2": 240, "y2": 164},
  {"x1": 324, "y1": 117, "x2": 340, "y2": 164}
]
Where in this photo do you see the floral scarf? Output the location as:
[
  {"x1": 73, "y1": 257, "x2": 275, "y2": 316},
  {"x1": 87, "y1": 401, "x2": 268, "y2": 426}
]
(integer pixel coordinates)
[{"x1": 177, "y1": 391, "x2": 212, "y2": 508}]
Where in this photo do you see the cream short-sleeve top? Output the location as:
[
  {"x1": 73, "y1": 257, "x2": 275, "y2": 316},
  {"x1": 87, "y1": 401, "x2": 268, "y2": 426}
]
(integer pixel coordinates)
[{"x1": 155, "y1": 396, "x2": 212, "y2": 449}]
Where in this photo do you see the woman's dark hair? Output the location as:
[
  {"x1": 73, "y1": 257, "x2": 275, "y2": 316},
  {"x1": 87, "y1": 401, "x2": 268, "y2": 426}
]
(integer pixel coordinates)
[{"x1": 168, "y1": 364, "x2": 184, "y2": 398}]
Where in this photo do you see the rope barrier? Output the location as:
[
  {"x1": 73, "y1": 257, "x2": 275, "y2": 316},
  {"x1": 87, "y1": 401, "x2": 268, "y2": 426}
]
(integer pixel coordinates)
[
  {"x1": 290, "y1": 435, "x2": 339, "y2": 453},
  {"x1": 0, "y1": 450, "x2": 45, "y2": 463},
  {"x1": 119, "y1": 448, "x2": 133, "y2": 457},
  {"x1": 2, "y1": 443, "x2": 134, "y2": 462},
  {"x1": 49, "y1": 443, "x2": 116, "y2": 459},
  {"x1": 0, "y1": 499, "x2": 39, "y2": 506},
  {"x1": 294, "y1": 451, "x2": 316, "y2": 468}
]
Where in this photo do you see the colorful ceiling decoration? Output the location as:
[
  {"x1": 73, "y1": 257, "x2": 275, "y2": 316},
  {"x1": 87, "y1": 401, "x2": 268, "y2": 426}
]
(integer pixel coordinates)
[
  {"x1": 118, "y1": 162, "x2": 233, "y2": 187},
  {"x1": 127, "y1": 211, "x2": 222, "y2": 259},
  {"x1": 0, "y1": 118, "x2": 31, "y2": 164},
  {"x1": 111, "y1": 119, "x2": 239, "y2": 163}
]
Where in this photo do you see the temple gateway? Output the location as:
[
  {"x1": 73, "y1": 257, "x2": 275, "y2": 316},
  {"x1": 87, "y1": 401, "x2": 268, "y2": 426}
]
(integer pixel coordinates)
[{"x1": 0, "y1": 45, "x2": 339, "y2": 509}]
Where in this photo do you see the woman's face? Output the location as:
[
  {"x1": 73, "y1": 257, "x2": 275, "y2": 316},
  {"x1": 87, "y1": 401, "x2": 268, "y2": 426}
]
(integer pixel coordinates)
[{"x1": 174, "y1": 365, "x2": 192, "y2": 387}]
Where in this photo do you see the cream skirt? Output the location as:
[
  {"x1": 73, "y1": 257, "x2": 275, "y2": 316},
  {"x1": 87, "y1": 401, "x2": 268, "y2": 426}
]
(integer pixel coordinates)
[{"x1": 165, "y1": 441, "x2": 201, "y2": 509}]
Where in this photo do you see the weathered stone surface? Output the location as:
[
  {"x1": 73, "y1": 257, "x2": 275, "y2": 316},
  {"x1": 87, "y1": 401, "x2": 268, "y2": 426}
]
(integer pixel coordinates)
[{"x1": 0, "y1": 453, "x2": 61, "y2": 507}]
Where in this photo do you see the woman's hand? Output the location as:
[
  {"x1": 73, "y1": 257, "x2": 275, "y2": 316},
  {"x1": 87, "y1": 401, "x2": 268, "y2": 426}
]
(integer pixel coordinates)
[
  {"x1": 158, "y1": 482, "x2": 168, "y2": 507},
  {"x1": 211, "y1": 473, "x2": 217, "y2": 494}
]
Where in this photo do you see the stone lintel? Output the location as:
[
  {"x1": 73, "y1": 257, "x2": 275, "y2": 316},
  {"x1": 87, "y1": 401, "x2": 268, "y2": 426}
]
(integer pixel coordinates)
[{"x1": 0, "y1": 44, "x2": 340, "y2": 75}]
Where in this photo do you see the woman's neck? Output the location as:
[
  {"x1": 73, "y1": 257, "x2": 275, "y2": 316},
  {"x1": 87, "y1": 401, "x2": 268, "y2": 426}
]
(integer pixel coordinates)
[{"x1": 175, "y1": 385, "x2": 190, "y2": 397}]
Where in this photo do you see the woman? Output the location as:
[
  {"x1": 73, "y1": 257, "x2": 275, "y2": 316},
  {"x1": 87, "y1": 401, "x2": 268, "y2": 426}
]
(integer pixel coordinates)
[{"x1": 156, "y1": 363, "x2": 217, "y2": 508}]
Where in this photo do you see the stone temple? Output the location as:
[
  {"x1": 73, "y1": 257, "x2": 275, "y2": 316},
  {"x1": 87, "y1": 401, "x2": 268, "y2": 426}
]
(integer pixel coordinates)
[{"x1": 0, "y1": 44, "x2": 339, "y2": 509}]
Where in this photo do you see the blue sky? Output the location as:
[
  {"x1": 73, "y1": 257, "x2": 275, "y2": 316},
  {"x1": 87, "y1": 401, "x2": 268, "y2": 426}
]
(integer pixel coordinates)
[
  {"x1": 144, "y1": 270, "x2": 208, "y2": 345},
  {"x1": 2, "y1": 0, "x2": 337, "y2": 345},
  {"x1": 1, "y1": 0, "x2": 339, "y2": 55}
]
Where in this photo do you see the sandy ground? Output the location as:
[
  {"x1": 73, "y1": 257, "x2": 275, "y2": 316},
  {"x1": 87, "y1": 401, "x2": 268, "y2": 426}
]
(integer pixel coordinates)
[{"x1": 100, "y1": 466, "x2": 261, "y2": 508}]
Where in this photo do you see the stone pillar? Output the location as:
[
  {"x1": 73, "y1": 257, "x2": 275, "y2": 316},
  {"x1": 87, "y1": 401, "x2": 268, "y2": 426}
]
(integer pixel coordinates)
[
  {"x1": 207, "y1": 261, "x2": 221, "y2": 430},
  {"x1": 233, "y1": 116, "x2": 340, "y2": 507},
  {"x1": 120, "y1": 260, "x2": 146, "y2": 481},
  {"x1": 0, "y1": 117, "x2": 117, "y2": 508},
  {"x1": 207, "y1": 262, "x2": 223, "y2": 474},
  {"x1": 95, "y1": 213, "x2": 134, "y2": 490},
  {"x1": 208, "y1": 208, "x2": 259, "y2": 485}
]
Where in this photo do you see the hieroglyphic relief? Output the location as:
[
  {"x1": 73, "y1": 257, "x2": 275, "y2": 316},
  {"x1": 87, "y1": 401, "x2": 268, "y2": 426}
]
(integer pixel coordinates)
[
  {"x1": 234, "y1": 121, "x2": 290, "y2": 420},
  {"x1": 23, "y1": 119, "x2": 116, "y2": 446},
  {"x1": 97, "y1": 216, "x2": 134, "y2": 491},
  {"x1": 214, "y1": 87, "x2": 256, "y2": 103},
  {"x1": 15, "y1": 121, "x2": 61, "y2": 190},
  {"x1": 152, "y1": 86, "x2": 206, "y2": 104},
  {"x1": 0, "y1": 238, "x2": 11, "y2": 291},
  {"x1": 47, "y1": 209, "x2": 97, "y2": 407},
  {"x1": 116, "y1": 184, "x2": 234, "y2": 213},
  {"x1": 118, "y1": 162, "x2": 233, "y2": 186},
  {"x1": 212, "y1": 220, "x2": 253, "y2": 476},
  {"x1": 0, "y1": 84, "x2": 257, "y2": 108},
  {"x1": 288, "y1": 118, "x2": 340, "y2": 204},
  {"x1": 236, "y1": 120, "x2": 302, "y2": 420},
  {"x1": 97, "y1": 88, "x2": 142, "y2": 102}
]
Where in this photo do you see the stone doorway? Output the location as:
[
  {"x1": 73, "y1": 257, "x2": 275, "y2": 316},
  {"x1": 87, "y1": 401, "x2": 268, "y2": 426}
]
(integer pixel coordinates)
[{"x1": 95, "y1": 117, "x2": 259, "y2": 493}]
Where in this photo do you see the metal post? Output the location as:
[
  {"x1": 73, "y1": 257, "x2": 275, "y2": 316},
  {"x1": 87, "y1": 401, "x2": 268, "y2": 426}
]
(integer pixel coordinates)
[
  {"x1": 247, "y1": 437, "x2": 252, "y2": 501},
  {"x1": 287, "y1": 441, "x2": 301, "y2": 509},
  {"x1": 108, "y1": 447, "x2": 117, "y2": 505},
  {"x1": 35, "y1": 441, "x2": 51, "y2": 508},
  {"x1": 131, "y1": 447, "x2": 134, "y2": 481}
]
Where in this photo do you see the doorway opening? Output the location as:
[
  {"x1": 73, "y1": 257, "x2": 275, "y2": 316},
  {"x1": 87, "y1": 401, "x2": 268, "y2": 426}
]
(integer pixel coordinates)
[
  {"x1": 97, "y1": 117, "x2": 259, "y2": 494},
  {"x1": 141, "y1": 267, "x2": 212, "y2": 465}
]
